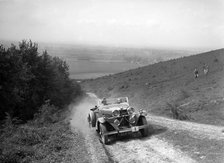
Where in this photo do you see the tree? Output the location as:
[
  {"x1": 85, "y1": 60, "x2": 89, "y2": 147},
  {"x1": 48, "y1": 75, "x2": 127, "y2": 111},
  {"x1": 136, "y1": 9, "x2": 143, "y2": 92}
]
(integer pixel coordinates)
[{"x1": 0, "y1": 40, "x2": 82, "y2": 121}]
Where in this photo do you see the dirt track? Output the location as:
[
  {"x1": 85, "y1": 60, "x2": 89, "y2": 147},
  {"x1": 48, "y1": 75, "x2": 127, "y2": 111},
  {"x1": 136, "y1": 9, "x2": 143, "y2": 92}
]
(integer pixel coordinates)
[
  {"x1": 147, "y1": 115, "x2": 224, "y2": 140},
  {"x1": 70, "y1": 93, "x2": 224, "y2": 163}
]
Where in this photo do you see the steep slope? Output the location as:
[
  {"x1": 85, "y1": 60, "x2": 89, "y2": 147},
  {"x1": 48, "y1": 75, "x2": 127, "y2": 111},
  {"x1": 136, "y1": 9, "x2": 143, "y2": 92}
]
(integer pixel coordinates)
[{"x1": 82, "y1": 49, "x2": 224, "y2": 126}]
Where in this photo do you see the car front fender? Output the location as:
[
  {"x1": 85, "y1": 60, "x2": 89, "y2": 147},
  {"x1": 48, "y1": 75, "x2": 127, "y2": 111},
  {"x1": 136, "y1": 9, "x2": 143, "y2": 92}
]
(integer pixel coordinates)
[
  {"x1": 97, "y1": 117, "x2": 106, "y2": 124},
  {"x1": 96, "y1": 117, "x2": 106, "y2": 132},
  {"x1": 134, "y1": 113, "x2": 145, "y2": 125},
  {"x1": 134, "y1": 113, "x2": 140, "y2": 120}
]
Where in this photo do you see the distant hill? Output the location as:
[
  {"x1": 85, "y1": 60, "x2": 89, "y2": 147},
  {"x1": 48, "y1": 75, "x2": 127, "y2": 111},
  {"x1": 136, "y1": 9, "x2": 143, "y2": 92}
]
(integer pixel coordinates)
[
  {"x1": 37, "y1": 44, "x2": 204, "y2": 79},
  {"x1": 82, "y1": 48, "x2": 224, "y2": 126}
]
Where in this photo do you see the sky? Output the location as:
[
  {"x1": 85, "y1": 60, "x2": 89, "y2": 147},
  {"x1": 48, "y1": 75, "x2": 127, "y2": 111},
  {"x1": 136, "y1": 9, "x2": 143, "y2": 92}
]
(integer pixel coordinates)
[{"x1": 0, "y1": 0, "x2": 224, "y2": 49}]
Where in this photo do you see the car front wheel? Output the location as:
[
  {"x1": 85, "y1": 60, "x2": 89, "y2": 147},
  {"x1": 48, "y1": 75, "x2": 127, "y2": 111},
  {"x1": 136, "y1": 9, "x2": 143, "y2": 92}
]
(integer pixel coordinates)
[
  {"x1": 139, "y1": 116, "x2": 149, "y2": 137},
  {"x1": 100, "y1": 124, "x2": 109, "y2": 144},
  {"x1": 90, "y1": 111, "x2": 96, "y2": 127}
]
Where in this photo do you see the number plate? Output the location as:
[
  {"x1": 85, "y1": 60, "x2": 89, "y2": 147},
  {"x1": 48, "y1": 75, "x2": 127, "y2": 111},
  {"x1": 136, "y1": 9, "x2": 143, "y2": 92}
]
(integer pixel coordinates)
[{"x1": 131, "y1": 126, "x2": 139, "y2": 132}]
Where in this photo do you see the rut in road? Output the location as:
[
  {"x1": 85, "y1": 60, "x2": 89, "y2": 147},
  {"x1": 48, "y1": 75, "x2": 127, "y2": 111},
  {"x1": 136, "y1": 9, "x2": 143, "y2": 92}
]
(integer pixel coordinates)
[
  {"x1": 70, "y1": 93, "x2": 111, "y2": 163},
  {"x1": 106, "y1": 136, "x2": 196, "y2": 163}
]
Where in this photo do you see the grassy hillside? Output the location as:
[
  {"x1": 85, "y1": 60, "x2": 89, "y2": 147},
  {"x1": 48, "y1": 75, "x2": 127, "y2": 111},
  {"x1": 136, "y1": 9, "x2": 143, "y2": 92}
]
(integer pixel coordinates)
[{"x1": 82, "y1": 49, "x2": 224, "y2": 126}]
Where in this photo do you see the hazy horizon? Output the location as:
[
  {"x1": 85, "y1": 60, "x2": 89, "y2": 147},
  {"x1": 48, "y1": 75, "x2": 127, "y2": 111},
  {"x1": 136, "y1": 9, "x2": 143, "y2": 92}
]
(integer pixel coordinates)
[{"x1": 0, "y1": 0, "x2": 224, "y2": 49}]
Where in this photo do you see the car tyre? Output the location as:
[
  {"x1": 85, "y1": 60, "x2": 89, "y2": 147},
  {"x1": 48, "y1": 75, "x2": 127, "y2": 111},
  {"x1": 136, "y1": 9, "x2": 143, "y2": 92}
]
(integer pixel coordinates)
[
  {"x1": 139, "y1": 116, "x2": 149, "y2": 137},
  {"x1": 90, "y1": 111, "x2": 96, "y2": 127},
  {"x1": 100, "y1": 123, "x2": 109, "y2": 144}
]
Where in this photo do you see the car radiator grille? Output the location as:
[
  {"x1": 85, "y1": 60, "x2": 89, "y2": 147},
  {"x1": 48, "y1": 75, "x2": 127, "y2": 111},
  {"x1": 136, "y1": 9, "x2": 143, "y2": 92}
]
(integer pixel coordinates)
[
  {"x1": 120, "y1": 110, "x2": 128, "y2": 116},
  {"x1": 118, "y1": 116, "x2": 130, "y2": 127}
]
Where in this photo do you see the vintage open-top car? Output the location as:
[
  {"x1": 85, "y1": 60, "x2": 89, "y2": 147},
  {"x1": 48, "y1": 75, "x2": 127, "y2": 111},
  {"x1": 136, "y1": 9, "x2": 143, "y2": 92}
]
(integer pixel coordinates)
[{"x1": 87, "y1": 97, "x2": 149, "y2": 144}]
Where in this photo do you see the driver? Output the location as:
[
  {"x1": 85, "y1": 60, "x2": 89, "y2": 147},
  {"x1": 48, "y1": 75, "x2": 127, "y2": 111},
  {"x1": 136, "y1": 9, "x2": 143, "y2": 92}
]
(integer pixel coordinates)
[
  {"x1": 117, "y1": 98, "x2": 122, "y2": 104},
  {"x1": 102, "y1": 97, "x2": 107, "y2": 105},
  {"x1": 90, "y1": 105, "x2": 98, "y2": 111}
]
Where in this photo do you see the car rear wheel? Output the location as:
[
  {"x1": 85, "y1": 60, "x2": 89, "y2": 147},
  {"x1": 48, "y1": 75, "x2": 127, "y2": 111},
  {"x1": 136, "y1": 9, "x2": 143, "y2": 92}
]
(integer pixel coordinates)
[
  {"x1": 139, "y1": 116, "x2": 149, "y2": 137},
  {"x1": 100, "y1": 124, "x2": 109, "y2": 144},
  {"x1": 90, "y1": 111, "x2": 96, "y2": 127}
]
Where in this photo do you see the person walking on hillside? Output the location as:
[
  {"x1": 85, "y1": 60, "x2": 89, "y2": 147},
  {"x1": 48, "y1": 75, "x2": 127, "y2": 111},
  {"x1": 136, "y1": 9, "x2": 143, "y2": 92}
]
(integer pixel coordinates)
[
  {"x1": 203, "y1": 64, "x2": 209, "y2": 75},
  {"x1": 194, "y1": 68, "x2": 199, "y2": 78}
]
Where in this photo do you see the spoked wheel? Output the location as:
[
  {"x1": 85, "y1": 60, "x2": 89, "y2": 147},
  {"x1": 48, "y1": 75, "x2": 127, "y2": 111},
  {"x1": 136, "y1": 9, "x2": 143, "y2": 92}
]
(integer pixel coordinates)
[
  {"x1": 100, "y1": 123, "x2": 109, "y2": 144},
  {"x1": 139, "y1": 116, "x2": 149, "y2": 137}
]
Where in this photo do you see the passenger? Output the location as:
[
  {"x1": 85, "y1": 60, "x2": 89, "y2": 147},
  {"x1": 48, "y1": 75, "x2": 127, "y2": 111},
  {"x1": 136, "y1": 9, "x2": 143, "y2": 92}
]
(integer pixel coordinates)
[
  {"x1": 203, "y1": 64, "x2": 209, "y2": 75},
  {"x1": 194, "y1": 68, "x2": 199, "y2": 78}
]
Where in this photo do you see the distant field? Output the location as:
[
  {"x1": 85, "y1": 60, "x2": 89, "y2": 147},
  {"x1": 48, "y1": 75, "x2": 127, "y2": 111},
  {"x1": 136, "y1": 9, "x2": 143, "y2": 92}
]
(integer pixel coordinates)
[
  {"x1": 70, "y1": 73, "x2": 109, "y2": 80},
  {"x1": 36, "y1": 42, "x2": 201, "y2": 79},
  {"x1": 67, "y1": 59, "x2": 140, "y2": 79}
]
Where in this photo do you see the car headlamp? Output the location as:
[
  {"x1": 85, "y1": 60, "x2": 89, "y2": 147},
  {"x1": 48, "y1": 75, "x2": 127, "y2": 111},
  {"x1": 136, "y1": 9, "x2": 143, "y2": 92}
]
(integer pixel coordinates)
[
  {"x1": 127, "y1": 107, "x2": 135, "y2": 115},
  {"x1": 112, "y1": 110, "x2": 120, "y2": 117},
  {"x1": 129, "y1": 114, "x2": 136, "y2": 124}
]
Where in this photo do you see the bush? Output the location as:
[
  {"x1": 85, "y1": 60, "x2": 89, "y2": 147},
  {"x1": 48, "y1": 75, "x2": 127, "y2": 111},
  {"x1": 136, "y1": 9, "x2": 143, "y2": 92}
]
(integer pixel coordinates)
[
  {"x1": 166, "y1": 102, "x2": 189, "y2": 120},
  {"x1": 33, "y1": 102, "x2": 59, "y2": 125},
  {"x1": 179, "y1": 89, "x2": 190, "y2": 100},
  {"x1": 214, "y1": 58, "x2": 219, "y2": 62},
  {"x1": 120, "y1": 84, "x2": 129, "y2": 89},
  {"x1": 107, "y1": 86, "x2": 114, "y2": 91}
]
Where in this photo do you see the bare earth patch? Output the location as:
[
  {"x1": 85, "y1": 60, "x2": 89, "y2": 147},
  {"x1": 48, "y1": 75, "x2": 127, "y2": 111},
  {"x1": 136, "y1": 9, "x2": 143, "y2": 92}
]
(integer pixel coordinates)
[{"x1": 158, "y1": 129, "x2": 224, "y2": 163}]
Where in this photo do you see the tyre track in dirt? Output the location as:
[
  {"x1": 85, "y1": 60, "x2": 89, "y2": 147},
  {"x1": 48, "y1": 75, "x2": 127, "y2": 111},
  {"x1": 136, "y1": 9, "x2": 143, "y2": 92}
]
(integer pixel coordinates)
[
  {"x1": 106, "y1": 136, "x2": 196, "y2": 163},
  {"x1": 147, "y1": 115, "x2": 224, "y2": 140},
  {"x1": 70, "y1": 93, "x2": 114, "y2": 163},
  {"x1": 84, "y1": 131, "x2": 112, "y2": 163},
  {"x1": 82, "y1": 128, "x2": 196, "y2": 163}
]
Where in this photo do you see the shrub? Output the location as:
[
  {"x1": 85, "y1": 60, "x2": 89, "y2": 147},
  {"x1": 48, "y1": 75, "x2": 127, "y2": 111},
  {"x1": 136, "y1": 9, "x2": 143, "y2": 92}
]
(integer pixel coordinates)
[
  {"x1": 120, "y1": 84, "x2": 129, "y2": 89},
  {"x1": 107, "y1": 86, "x2": 114, "y2": 91},
  {"x1": 178, "y1": 89, "x2": 190, "y2": 101},
  {"x1": 167, "y1": 102, "x2": 179, "y2": 119},
  {"x1": 214, "y1": 58, "x2": 219, "y2": 62},
  {"x1": 166, "y1": 102, "x2": 189, "y2": 120},
  {"x1": 32, "y1": 102, "x2": 68, "y2": 127},
  {"x1": 1, "y1": 112, "x2": 21, "y2": 138}
]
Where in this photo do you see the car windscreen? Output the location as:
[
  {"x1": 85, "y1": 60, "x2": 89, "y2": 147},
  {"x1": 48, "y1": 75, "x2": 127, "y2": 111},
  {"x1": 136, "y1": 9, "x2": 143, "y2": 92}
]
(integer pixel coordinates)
[
  {"x1": 105, "y1": 97, "x2": 128, "y2": 105},
  {"x1": 101, "y1": 103, "x2": 129, "y2": 110}
]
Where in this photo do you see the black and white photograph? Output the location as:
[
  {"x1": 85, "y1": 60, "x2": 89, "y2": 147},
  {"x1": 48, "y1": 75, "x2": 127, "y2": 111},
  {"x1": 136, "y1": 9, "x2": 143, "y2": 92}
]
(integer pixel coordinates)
[{"x1": 0, "y1": 0, "x2": 224, "y2": 162}]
